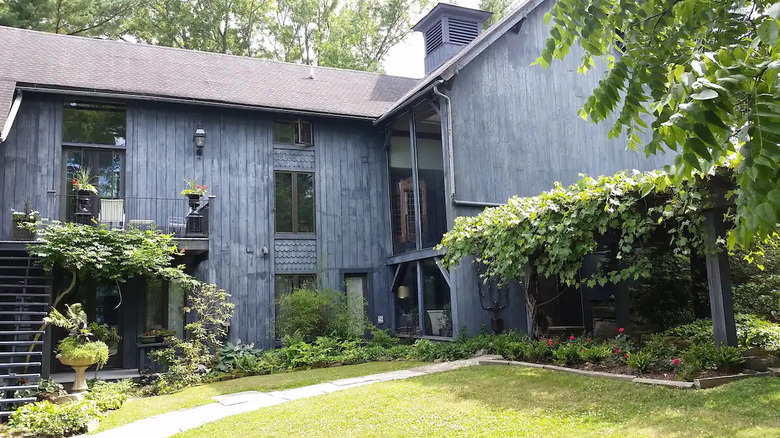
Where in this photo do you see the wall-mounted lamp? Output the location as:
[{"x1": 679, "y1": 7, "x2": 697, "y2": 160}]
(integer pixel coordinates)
[
  {"x1": 193, "y1": 124, "x2": 206, "y2": 157},
  {"x1": 397, "y1": 285, "x2": 411, "y2": 299}
]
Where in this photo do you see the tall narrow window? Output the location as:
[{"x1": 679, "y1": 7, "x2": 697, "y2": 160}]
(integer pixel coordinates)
[{"x1": 274, "y1": 171, "x2": 315, "y2": 234}]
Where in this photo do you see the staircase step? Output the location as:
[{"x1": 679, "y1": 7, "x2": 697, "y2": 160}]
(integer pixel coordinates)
[
  {"x1": 0, "y1": 311, "x2": 48, "y2": 316},
  {"x1": 0, "y1": 321, "x2": 45, "y2": 326},
  {"x1": 0, "y1": 301, "x2": 48, "y2": 306},
  {"x1": 0, "y1": 293, "x2": 50, "y2": 298},
  {"x1": 0, "y1": 397, "x2": 37, "y2": 404},
  {"x1": 0, "y1": 374, "x2": 40, "y2": 380},
  {"x1": 0, "y1": 352, "x2": 42, "y2": 357},
  {"x1": 0, "y1": 331, "x2": 45, "y2": 336},
  {"x1": 0, "y1": 275, "x2": 48, "y2": 280},
  {"x1": 0, "y1": 385, "x2": 38, "y2": 391},
  {"x1": 0, "y1": 341, "x2": 43, "y2": 346},
  {"x1": 0, "y1": 363, "x2": 41, "y2": 368},
  {"x1": 0, "y1": 284, "x2": 48, "y2": 289}
]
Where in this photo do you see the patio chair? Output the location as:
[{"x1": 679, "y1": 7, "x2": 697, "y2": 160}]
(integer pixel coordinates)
[
  {"x1": 99, "y1": 198, "x2": 125, "y2": 229},
  {"x1": 167, "y1": 217, "x2": 186, "y2": 236}
]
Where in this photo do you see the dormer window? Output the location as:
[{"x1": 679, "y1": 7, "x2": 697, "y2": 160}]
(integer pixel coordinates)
[{"x1": 274, "y1": 119, "x2": 313, "y2": 146}]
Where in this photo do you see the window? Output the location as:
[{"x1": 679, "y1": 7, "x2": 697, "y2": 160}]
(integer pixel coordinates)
[
  {"x1": 63, "y1": 102, "x2": 126, "y2": 146},
  {"x1": 393, "y1": 258, "x2": 452, "y2": 338},
  {"x1": 273, "y1": 119, "x2": 313, "y2": 146},
  {"x1": 274, "y1": 171, "x2": 315, "y2": 233},
  {"x1": 274, "y1": 274, "x2": 316, "y2": 337}
]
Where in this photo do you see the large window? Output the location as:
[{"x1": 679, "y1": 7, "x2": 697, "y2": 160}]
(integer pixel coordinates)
[
  {"x1": 275, "y1": 171, "x2": 315, "y2": 234},
  {"x1": 274, "y1": 120, "x2": 313, "y2": 146},
  {"x1": 393, "y1": 258, "x2": 452, "y2": 337},
  {"x1": 63, "y1": 102, "x2": 126, "y2": 146},
  {"x1": 63, "y1": 148, "x2": 124, "y2": 222}
]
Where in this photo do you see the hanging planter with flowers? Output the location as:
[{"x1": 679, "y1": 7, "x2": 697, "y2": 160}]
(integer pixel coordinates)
[{"x1": 11, "y1": 202, "x2": 39, "y2": 240}]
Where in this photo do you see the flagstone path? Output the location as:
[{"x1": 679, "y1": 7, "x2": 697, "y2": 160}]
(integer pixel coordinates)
[{"x1": 86, "y1": 356, "x2": 497, "y2": 438}]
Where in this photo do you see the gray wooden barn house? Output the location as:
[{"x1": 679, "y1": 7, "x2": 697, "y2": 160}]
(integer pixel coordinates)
[{"x1": 0, "y1": 0, "x2": 667, "y2": 392}]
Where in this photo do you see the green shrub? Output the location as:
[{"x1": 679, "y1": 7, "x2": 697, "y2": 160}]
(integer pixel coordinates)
[
  {"x1": 57, "y1": 338, "x2": 109, "y2": 367},
  {"x1": 410, "y1": 339, "x2": 438, "y2": 362},
  {"x1": 276, "y1": 287, "x2": 367, "y2": 341},
  {"x1": 524, "y1": 339, "x2": 553, "y2": 362},
  {"x1": 9, "y1": 400, "x2": 102, "y2": 438},
  {"x1": 682, "y1": 343, "x2": 717, "y2": 368},
  {"x1": 500, "y1": 341, "x2": 529, "y2": 361},
  {"x1": 676, "y1": 357, "x2": 703, "y2": 381},
  {"x1": 712, "y1": 346, "x2": 745, "y2": 373},
  {"x1": 88, "y1": 322, "x2": 121, "y2": 351},
  {"x1": 641, "y1": 334, "x2": 679, "y2": 358},
  {"x1": 580, "y1": 344, "x2": 610, "y2": 363},
  {"x1": 664, "y1": 314, "x2": 780, "y2": 351},
  {"x1": 14, "y1": 378, "x2": 66, "y2": 402},
  {"x1": 85, "y1": 379, "x2": 135, "y2": 411},
  {"x1": 367, "y1": 328, "x2": 399, "y2": 349},
  {"x1": 626, "y1": 351, "x2": 654, "y2": 374},
  {"x1": 216, "y1": 341, "x2": 262, "y2": 373},
  {"x1": 552, "y1": 342, "x2": 582, "y2": 365}
]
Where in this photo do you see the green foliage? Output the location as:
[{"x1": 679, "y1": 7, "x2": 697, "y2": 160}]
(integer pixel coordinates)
[
  {"x1": 479, "y1": 0, "x2": 519, "y2": 28},
  {"x1": 14, "y1": 378, "x2": 66, "y2": 402},
  {"x1": 72, "y1": 167, "x2": 98, "y2": 194},
  {"x1": 439, "y1": 169, "x2": 708, "y2": 290},
  {"x1": 57, "y1": 338, "x2": 109, "y2": 367},
  {"x1": 537, "y1": 0, "x2": 780, "y2": 246},
  {"x1": 29, "y1": 222, "x2": 187, "y2": 286},
  {"x1": 275, "y1": 287, "x2": 367, "y2": 341},
  {"x1": 676, "y1": 357, "x2": 704, "y2": 381},
  {"x1": 664, "y1": 314, "x2": 780, "y2": 351},
  {"x1": 0, "y1": 0, "x2": 133, "y2": 37},
  {"x1": 731, "y1": 234, "x2": 780, "y2": 321},
  {"x1": 89, "y1": 322, "x2": 121, "y2": 351},
  {"x1": 8, "y1": 399, "x2": 102, "y2": 438},
  {"x1": 217, "y1": 341, "x2": 263, "y2": 373},
  {"x1": 712, "y1": 346, "x2": 746, "y2": 373},
  {"x1": 85, "y1": 380, "x2": 135, "y2": 411},
  {"x1": 626, "y1": 351, "x2": 654, "y2": 374},
  {"x1": 180, "y1": 178, "x2": 208, "y2": 197},
  {"x1": 367, "y1": 328, "x2": 399, "y2": 349},
  {"x1": 581, "y1": 344, "x2": 611, "y2": 363},
  {"x1": 150, "y1": 283, "x2": 234, "y2": 395}
]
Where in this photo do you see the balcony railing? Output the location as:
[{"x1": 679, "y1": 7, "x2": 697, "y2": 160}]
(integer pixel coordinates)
[{"x1": 46, "y1": 193, "x2": 212, "y2": 238}]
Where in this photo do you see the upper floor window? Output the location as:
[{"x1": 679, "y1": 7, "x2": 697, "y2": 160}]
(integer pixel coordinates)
[
  {"x1": 274, "y1": 171, "x2": 315, "y2": 234},
  {"x1": 63, "y1": 102, "x2": 126, "y2": 147},
  {"x1": 274, "y1": 119, "x2": 313, "y2": 146}
]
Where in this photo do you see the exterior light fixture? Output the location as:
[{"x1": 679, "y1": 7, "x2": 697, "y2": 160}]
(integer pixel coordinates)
[{"x1": 194, "y1": 124, "x2": 206, "y2": 157}]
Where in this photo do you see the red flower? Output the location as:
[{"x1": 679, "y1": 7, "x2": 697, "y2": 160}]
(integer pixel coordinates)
[
  {"x1": 546, "y1": 340, "x2": 552, "y2": 346},
  {"x1": 672, "y1": 358, "x2": 681, "y2": 366},
  {"x1": 614, "y1": 349, "x2": 620, "y2": 354},
  {"x1": 618, "y1": 327, "x2": 624, "y2": 333},
  {"x1": 204, "y1": 185, "x2": 209, "y2": 188},
  {"x1": 555, "y1": 341, "x2": 559, "y2": 345},
  {"x1": 587, "y1": 338, "x2": 592, "y2": 342},
  {"x1": 569, "y1": 335, "x2": 575, "y2": 340},
  {"x1": 624, "y1": 353, "x2": 628, "y2": 359},
  {"x1": 580, "y1": 349, "x2": 585, "y2": 353}
]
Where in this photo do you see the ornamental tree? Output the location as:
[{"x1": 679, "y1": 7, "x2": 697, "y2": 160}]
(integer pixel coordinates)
[{"x1": 537, "y1": 0, "x2": 780, "y2": 247}]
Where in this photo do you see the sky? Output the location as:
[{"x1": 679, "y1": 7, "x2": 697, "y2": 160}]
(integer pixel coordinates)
[{"x1": 381, "y1": 0, "x2": 482, "y2": 78}]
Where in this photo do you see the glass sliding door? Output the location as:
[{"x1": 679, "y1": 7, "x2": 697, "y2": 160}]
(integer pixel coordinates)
[
  {"x1": 394, "y1": 262, "x2": 420, "y2": 336},
  {"x1": 62, "y1": 148, "x2": 124, "y2": 221},
  {"x1": 421, "y1": 258, "x2": 452, "y2": 337}
]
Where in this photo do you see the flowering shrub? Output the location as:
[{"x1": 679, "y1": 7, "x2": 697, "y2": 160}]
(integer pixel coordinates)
[
  {"x1": 181, "y1": 178, "x2": 208, "y2": 196},
  {"x1": 72, "y1": 168, "x2": 98, "y2": 194}
]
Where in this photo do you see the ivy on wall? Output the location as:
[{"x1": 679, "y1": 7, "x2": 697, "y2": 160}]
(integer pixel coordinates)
[{"x1": 438, "y1": 169, "x2": 718, "y2": 288}]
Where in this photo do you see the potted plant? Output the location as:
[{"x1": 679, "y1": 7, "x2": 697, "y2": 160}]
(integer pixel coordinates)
[
  {"x1": 181, "y1": 178, "x2": 208, "y2": 209},
  {"x1": 44, "y1": 304, "x2": 109, "y2": 393},
  {"x1": 139, "y1": 331, "x2": 158, "y2": 344},
  {"x1": 11, "y1": 202, "x2": 39, "y2": 240},
  {"x1": 72, "y1": 168, "x2": 98, "y2": 224},
  {"x1": 154, "y1": 328, "x2": 176, "y2": 341}
]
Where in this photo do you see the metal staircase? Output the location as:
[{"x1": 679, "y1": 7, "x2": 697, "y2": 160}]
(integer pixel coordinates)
[{"x1": 0, "y1": 248, "x2": 50, "y2": 419}]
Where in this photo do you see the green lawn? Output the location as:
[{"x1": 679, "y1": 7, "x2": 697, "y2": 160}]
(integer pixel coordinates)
[
  {"x1": 93, "y1": 361, "x2": 425, "y2": 433},
  {"x1": 177, "y1": 365, "x2": 780, "y2": 438}
]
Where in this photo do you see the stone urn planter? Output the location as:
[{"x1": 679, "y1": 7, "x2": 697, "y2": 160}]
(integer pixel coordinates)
[
  {"x1": 58, "y1": 355, "x2": 96, "y2": 393},
  {"x1": 75, "y1": 189, "x2": 96, "y2": 225},
  {"x1": 139, "y1": 334, "x2": 157, "y2": 344}
]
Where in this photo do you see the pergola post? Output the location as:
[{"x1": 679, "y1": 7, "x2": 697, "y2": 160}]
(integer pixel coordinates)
[{"x1": 703, "y1": 207, "x2": 737, "y2": 346}]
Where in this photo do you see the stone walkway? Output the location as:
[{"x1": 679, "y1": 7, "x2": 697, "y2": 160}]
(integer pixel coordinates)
[{"x1": 86, "y1": 357, "x2": 495, "y2": 438}]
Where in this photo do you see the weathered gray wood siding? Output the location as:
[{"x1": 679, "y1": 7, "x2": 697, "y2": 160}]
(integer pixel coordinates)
[
  {"x1": 443, "y1": 0, "x2": 669, "y2": 335},
  {"x1": 314, "y1": 120, "x2": 393, "y2": 330},
  {"x1": 0, "y1": 93, "x2": 392, "y2": 347}
]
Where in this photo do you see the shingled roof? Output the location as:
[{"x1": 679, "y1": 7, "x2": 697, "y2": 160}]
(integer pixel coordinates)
[{"x1": 0, "y1": 26, "x2": 419, "y2": 121}]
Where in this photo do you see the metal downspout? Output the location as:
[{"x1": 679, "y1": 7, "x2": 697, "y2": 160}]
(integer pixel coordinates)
[{"x1": 432, "y1": 81, "x2": 505, "y2": 209}]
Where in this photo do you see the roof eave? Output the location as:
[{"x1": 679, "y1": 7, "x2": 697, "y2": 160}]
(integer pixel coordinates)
[{"x1": 16, "y1": 84, "x2": 380, "y2": 121}]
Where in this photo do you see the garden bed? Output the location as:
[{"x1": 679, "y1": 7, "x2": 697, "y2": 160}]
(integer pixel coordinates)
[{"x1": 478, "y1": 358, "x2": 770, "y2": 389}]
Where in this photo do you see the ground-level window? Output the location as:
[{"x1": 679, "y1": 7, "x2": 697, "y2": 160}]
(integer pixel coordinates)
[
  {"x1": 274, "y1": 171, "x2": 315, "y2": 234},
  {"x1": 393, "y1": 258, "x2": 452, "y2": 337},
  {"x1": 274, "y1": 274, "x2": 316, "y2": 338}
]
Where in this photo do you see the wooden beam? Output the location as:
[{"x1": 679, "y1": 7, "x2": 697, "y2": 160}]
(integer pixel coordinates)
[{"x1": 704, "y1": 208, "x2": 737, "y2": 346}]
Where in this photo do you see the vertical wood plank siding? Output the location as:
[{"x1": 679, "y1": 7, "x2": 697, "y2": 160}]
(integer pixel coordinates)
[
  {"x1": 0, "y1": 94, "x2": 392, "y2": 347},
  {"x1": 444, "y1": 0, "x2": 669, "y2": 335}
]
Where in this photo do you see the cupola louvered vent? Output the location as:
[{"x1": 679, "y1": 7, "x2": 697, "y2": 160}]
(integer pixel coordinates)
[
  {"x1": 425, "y1": 20, "x2": 444, "y2": 54},
  {"x1": 447, "y1": 18, "x2": 479, "y2": 45},
  {"x1": 413, "y1": 3, "x2": 493, "y2": 75}
]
